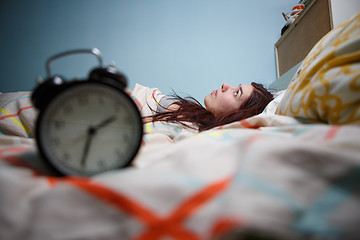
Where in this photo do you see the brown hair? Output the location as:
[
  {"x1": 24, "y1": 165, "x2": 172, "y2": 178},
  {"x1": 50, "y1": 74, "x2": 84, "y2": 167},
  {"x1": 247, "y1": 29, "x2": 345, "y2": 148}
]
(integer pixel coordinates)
[{"x1": 150, "y1": 82, "x2": 273, "y2": 131}]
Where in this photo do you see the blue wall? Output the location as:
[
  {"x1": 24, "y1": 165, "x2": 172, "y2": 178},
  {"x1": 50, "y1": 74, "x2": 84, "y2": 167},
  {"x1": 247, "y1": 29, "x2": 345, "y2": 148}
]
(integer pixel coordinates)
[{"x1": 0, "y1": 0, "x2": 296, "y2": 102}]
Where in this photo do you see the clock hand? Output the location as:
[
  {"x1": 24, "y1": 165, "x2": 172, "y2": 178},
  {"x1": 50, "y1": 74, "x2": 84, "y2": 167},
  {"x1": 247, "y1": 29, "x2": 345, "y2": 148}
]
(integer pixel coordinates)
[
  {"x1": 93, "y1": 115, "x2": 117, "y2": 130},
  {"x1": 80, "y1": 116, "x2": 116, "y2": 167},
  {"x1": 80, "y1": 126, "x2": 96, "y2": 167}
]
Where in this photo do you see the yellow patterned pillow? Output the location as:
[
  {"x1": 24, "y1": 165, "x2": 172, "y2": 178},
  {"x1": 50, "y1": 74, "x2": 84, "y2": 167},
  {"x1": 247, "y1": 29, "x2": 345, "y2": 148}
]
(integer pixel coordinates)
[{"x1": 276, "y1": 11, "x2": 360, "y2": 124}]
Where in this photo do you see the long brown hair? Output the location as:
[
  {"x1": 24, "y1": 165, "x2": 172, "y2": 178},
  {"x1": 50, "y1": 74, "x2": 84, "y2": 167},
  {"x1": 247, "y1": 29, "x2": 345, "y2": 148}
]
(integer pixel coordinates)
[{"x1": 150, "y1": 82, "x2": 273, "y2": 131}]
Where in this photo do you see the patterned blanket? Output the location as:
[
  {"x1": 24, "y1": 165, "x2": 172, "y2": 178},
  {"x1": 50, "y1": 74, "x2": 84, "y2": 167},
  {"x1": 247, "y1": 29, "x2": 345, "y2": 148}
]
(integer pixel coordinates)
[{"x1": 0, "y1": 94, "x2": 359, "y2": 239}]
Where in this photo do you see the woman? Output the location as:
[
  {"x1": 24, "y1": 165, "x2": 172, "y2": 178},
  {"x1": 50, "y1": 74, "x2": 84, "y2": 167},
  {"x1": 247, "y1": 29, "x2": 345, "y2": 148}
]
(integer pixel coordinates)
[{"x1": 128, "y1": 82, "x2": 273, "y2": 131}]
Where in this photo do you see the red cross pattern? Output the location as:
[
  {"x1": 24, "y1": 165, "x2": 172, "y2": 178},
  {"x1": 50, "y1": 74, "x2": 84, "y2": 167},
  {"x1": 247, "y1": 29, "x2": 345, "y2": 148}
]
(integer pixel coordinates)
[{"x1": 0, "y1": 146, "x2": 239, "y2": 240}]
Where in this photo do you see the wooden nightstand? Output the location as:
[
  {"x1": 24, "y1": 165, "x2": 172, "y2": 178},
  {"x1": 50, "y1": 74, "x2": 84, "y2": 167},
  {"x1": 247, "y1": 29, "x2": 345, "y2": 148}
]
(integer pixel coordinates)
[{"x1": 275, "y1": 0, "x2": 333, "y2": 78}]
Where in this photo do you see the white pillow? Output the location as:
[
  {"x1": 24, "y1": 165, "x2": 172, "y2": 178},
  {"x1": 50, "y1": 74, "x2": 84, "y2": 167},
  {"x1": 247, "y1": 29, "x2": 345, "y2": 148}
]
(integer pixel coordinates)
[{"x1": 262, "y1": 90, "x2": 286, "y2": 115}]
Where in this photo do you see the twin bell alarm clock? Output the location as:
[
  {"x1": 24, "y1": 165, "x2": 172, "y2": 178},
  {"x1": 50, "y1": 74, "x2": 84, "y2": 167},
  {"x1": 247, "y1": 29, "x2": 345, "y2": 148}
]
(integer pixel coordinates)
[{"x1": 32, "y1": 48, "x2": 143, "y2": 177}]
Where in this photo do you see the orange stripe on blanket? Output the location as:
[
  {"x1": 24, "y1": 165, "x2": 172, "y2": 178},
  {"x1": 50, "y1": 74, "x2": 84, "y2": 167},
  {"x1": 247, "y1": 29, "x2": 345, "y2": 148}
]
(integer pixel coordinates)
[
  {"x1": 66, "y1": 178, "x2": 159, "y2": 224},
  {"x1": 216, "y1": 125, "x2": 224, "y2": 130},
  {"x1": 239, "y1": 120, "x2": 260, "y2": 129},
  {"x1": 0, "y1": 106, "x2": 34, "y2": 134},
  {"x1": 149, "y1": 89, "x2": 162, "y2": 106},
  {"x1": 211, "y1": 218, "x2": 243, "y2": 238},
  {"x1": 134, "y1": 177, "x2": 231, "y2": 240},
  {"x1": 0, "y1": 105, "x2": 34, "y2": 120},
  {"x1": 0, "y1": 147, "x2": 56, "y2": 179},
  {"x1": 62, "y1": 177, "x2": 231, "y2": 240},
  {"x1": 324, "y1": 125, "x2": 340, "y2": 141},
  {"x1": 167, "y1": 177, "x2": 230, "y2": 222},
  {"x1": 151, "y1": 90, "x2": 159, "y2": 104},
  {"x1": 133, "y1": 98, "x2": 143, "y2": 110},
  {"x1": 0, "y1": 146, "x2": 33, "y2": 169}
]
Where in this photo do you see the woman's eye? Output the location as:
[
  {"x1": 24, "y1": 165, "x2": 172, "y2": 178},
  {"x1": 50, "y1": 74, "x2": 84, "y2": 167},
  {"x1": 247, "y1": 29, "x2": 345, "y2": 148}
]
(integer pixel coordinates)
[{"x1": 234, "y1": 90, "x2": 239, "y2": 96}]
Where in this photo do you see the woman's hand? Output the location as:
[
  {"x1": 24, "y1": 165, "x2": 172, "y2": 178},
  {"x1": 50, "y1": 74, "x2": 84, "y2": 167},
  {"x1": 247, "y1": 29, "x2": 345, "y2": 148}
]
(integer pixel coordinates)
[{"x1": 166, "y1": 103, "x2": 180, "y2": 112}]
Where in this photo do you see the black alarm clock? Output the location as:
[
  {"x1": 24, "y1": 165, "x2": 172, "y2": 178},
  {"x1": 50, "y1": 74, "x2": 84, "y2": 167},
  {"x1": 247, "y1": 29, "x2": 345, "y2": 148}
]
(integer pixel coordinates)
[{"x1": 32, "y1": 48, "x2": 143, "y2": 177}]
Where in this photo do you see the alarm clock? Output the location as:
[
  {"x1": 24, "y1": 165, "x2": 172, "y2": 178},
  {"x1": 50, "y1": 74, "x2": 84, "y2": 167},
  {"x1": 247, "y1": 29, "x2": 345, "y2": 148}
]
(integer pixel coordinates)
[{"x1": 32, "y1": 48, "x2": 143, "y2": 177}]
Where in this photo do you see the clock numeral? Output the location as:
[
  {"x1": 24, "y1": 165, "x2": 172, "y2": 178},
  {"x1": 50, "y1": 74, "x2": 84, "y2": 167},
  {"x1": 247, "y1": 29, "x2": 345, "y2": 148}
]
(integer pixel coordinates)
[
  {"x1": 49, "y1": 137, "x2": 61, "y2": 145},
  {"x1": 97, "y1": 95, "x2": 105, "y2": 105},
  {"x1": 62, "y1": 153, "x2": 70, "y2": 162},
  {"x1": 115, "y1": 149, "x2": 125, "y2": 159},
  {"x1": 63, "y1": 105, "x2": 73, "y2": 114},
  {"x1": 54, "y1": 120, "x2": 66, "y2": 130},
  {"x1": 122, "y1": 134, "x2": 131, "y2": 142},
  {"x1": 78, "y1": 95, "x2": 88, "y2": 105},
  {"x1": 97, "y1": 159, "x2": 107, "y2": 169}
]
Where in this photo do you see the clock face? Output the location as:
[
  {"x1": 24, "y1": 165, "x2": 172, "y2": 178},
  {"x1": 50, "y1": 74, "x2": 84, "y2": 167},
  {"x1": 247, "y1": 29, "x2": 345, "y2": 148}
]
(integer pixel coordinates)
[{"x1": 36, "y1": 82, "x2": 143, "y2": 176}]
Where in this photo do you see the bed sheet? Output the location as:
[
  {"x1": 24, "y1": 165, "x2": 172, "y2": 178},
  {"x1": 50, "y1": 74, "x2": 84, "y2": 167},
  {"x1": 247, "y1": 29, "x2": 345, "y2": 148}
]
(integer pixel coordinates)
[{"x1": 1, "y1": 103, "x2": 359, "y2": 239}]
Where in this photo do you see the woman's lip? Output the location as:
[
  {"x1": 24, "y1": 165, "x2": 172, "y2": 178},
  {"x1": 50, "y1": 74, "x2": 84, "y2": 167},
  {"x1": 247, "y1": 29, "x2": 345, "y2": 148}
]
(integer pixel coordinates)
[{"x1": 212, "y1": 90, "x2": 217, "y2": 96}]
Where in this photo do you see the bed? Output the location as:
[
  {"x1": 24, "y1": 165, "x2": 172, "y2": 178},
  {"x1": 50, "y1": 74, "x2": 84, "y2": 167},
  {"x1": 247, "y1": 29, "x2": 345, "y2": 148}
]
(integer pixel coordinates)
[{"x1": 1, "y1": 12, "x2": 359, "y2": 240}]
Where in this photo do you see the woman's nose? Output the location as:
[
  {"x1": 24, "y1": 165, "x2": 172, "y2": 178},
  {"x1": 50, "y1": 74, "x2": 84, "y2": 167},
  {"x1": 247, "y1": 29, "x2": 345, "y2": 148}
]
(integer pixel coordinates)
[{"x1": 221, "y1": 83, "x2": 231, "y2": 91}]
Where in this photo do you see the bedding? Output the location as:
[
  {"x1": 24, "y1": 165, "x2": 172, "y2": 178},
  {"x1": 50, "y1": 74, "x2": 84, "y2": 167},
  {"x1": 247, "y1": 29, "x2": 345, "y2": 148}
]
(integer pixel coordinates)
[
  {"x1": 1, "y1": 12, "x2": 360, "y2": 240},
  {"x1": 276, "y1": 11, "x2": 360, "y2": 124}
]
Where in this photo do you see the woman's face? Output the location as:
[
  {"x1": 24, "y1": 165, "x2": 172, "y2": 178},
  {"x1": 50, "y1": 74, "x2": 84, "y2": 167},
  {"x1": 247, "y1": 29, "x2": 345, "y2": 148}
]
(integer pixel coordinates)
[{"x1": 204, "y1": 83, "x2": 254, "y2": 116}]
